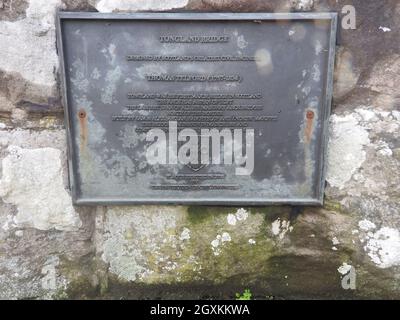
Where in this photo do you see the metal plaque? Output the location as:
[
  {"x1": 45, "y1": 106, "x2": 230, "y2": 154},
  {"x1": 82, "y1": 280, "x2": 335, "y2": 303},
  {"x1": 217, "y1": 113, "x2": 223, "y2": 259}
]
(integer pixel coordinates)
[{"x1": 57, "y1": 12, "x2": 337, "y2": 205}]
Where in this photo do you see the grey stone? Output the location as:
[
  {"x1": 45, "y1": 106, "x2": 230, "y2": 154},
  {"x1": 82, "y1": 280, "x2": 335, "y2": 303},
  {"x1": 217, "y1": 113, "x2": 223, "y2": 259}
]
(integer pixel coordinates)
[
  {"x1": 92, "y1": 0, "x2": 189, "y2": 12},
  {"x1": 0, "y1": 0, "x2": 400, "y2": 300}
]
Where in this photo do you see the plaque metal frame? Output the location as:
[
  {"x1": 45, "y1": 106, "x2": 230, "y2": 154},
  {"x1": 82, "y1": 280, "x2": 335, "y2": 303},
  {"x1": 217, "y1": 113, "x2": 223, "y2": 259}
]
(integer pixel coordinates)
[{"x1": 56, "y1": 11, "x2": 337, "y2": 206}]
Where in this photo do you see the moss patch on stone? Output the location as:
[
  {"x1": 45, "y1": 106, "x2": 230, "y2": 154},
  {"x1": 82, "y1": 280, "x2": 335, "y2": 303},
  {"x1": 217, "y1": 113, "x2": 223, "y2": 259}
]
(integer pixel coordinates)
[
  {"x1": 57, "y1": 254, "x2": 101, "y2": 299},
  {"x1": 187, "y1": 206, "x2": 231, "y2": 224}
]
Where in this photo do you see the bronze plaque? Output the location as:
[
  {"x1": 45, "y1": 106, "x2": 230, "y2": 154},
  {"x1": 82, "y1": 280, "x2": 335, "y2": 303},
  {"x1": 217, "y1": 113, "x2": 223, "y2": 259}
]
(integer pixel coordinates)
[{"x1": 57, "y1": 12, "x2": 337, "y2": 205}]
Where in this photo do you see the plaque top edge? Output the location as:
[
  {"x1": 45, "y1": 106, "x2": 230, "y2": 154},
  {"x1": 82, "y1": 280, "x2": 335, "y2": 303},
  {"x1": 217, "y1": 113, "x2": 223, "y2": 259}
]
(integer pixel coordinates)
[{"x1": 57, "y1": 11, "x2": 338, "y2": 21}]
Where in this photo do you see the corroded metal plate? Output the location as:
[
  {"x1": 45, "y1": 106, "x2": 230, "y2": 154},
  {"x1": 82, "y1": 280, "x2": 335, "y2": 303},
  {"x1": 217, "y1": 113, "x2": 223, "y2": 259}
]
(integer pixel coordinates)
[{"x1": 57, "y1": 12, "x2": 337, "y2": 205}]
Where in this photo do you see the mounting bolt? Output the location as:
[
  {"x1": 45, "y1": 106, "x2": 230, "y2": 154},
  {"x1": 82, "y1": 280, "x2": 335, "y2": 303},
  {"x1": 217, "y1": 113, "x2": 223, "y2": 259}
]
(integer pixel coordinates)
[{"x1": 78, "y1": 109, "x2": 86, "y2": 119}]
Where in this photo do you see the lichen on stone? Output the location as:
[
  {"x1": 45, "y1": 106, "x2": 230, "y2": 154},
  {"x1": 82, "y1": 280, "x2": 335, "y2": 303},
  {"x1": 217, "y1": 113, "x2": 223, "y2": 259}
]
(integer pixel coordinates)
[{"x1": 0, "y1": 145, "x2": 81, "y2": 231}]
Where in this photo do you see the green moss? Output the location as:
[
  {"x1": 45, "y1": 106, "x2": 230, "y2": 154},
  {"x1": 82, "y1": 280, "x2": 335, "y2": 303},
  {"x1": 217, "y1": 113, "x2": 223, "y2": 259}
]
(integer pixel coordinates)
[
  {"x1": 52, "y1": 290, "x2": 69, "y2": 300},
  {"x1": 187, "y1": 206, "x2": 291, "y2": 226},
  {"x1": 64, "y1": 277, "x2": 98, "y2": 300},
  {"x1": 49, "y1": 276, "x2": 97, "y2": 300},
  {"x1": 99, "y1": 277, "x2": 109, "y2": 296},
  {"x1": 174, "y1": 222, "x2": 276, "y2": 285},
  {"x1": 186, "y1": 206, "x2": 233, "y2": 224},
  {"x1": 248, "y1": 206, "x2": 276, "y2": 215},
  {"x1": 324, "y1": 200, "x2": 343, "y2": 212},
  {"x1": 56, "y1": 255, "x2": 103, "y2": 299},
  {"x1": 187, "y1": 206, "x2": 214, "y2": 224}
]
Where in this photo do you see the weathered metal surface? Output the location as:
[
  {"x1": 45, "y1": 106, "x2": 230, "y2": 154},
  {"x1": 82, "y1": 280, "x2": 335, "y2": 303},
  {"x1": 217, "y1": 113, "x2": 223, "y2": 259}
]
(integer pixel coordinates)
[{"x1": 57, "y1": 12, "x2": 337, "y2": 205}]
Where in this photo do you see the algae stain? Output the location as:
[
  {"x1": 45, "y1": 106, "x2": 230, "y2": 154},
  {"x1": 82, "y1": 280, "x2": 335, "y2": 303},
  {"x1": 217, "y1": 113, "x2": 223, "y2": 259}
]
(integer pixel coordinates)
[
  {"x1": 324, "y1": 200, "x2": 343, "y2": 212},
  {"x1": 186, "y1": 206, "x2": 232, "y2": 224},
  {"x1": 187, "y1": 206, "x2": 213, "y2": 224}
]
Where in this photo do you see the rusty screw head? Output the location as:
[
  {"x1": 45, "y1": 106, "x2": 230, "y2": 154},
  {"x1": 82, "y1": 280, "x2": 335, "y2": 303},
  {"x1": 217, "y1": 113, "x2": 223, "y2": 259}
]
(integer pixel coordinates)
[
  {"x1": 78, "y1": 109, "x2": 86, "y2": 119},
  {"x1": 306, "y1": 110, "x2": 314, "y2": 119}
]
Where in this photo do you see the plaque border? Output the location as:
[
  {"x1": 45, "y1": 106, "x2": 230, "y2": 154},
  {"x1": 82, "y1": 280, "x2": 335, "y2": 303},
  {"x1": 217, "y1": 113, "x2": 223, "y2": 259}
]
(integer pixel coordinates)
[{"x1": 56, "y1": 11, "x2": 338, "y2": 206}]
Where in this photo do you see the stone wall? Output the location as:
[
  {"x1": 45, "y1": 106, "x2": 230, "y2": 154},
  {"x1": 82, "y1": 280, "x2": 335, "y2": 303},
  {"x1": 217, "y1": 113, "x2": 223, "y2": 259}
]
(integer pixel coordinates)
[{"x1": 0, "y1": 0, "x2": 399, "y2": 299}]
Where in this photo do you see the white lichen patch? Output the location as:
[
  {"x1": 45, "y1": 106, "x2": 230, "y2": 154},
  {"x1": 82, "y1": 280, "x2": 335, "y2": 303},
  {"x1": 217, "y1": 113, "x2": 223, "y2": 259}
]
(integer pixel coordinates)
[
  {"x1": 179, "y1": 228, "x2": 191, "y2": 241},
  {"x1": 356, "y1": 108, "x2": 378, "y2": 122},
  {"x1": 95, "y1": 0, "x2": 188, "y2": 12},
  {"x1": 327, "y1": 106, "x2": 400, "y2": 202},
  {"x1": 91, "y1": 67, "x2": 101, "y2": 80},
  {"x1": 211, "y1": 232, "x2": 232, "y2": 256},
  {"x1": 379, "y1": 26, "x2": 391, "y2": 32},
  {"x1": 0, "y1": 0, "x2": 63, "y2": 89},
  {"x1": 41, "y1": 256, "x2": 59, "y2": 291},
  {"x1": 332, "y1": 237, "x2": 340, "y2": 245},
  {"x1": 227, "y1": 214, "x2": 237, "y2": 226},
  {"x1": 358, "y1": 219, "x2": 376, "y2": 231},
  {"x1": 235, "y1": 208, "x2": 249, "y2": 221},
  {"x1": 71, "y1": 59, "x2": 90, "y2": 92},
  {"x1": 221, "y1": 232, "x2": 231, "y2": 242},
  {"x1": 14, "y1": 230, "x2": 23, "y2": 237},
  {"x1": 376, "y1": 140, "x2": 393, "y2": 157},
  {"x1": 226, "y1": 208, "x2": 249, "y2": 226},
  {"x1": 293, "y1": 0, "x2": 314, "y2": 11},
  {"x1": 271, "y1": 219, "x2": 281, "y2": 236},
  {"x1": 271, "y1": 218, "x2": 293, "y2": 240},
  {"x1": 314, "y1": 40, "x2": 323, "y2": 55},
  {"x1": 0, "y1": 146, "x2": 81, "y2": 231},
  {"x1": 101, "y1": 66, "x2": 122, "y2": 104},
  {"x1": 362, "y1": 227, "x2": 400, "y2": 268},
  {"x1": 392, "y1": 110, "x2": 400, "y2": 121},
  {"x1": 236, "y1": 35, "x2": 248, "y2": 49},
  {"x1": 100, "y1": 206, "x2": 187, "y2": 281},
  {"x1": 2, "y1": 215, "x2": 17, "y2": 231},
  {"x1": 312, "y1": 64, "x2": 321, "y2": 82},
  {"x1": 327, "y1": 112, "x2": 370, "y2": 189}
]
